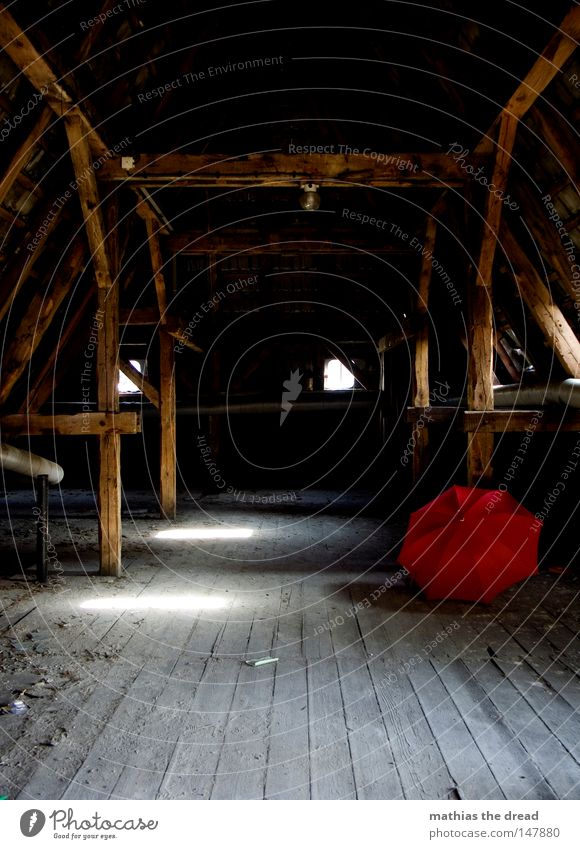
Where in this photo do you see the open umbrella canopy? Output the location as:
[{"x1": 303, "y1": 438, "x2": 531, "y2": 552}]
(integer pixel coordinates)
[{"x1": 398, "y1": 485, "x2": 541, "y2": 603}]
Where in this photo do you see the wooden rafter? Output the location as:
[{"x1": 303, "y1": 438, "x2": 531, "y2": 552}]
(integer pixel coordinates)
[
  {"x1": 530, "y1": 104, "x2": 580, "y2": 191},
  {"x1": 501, "y1": 225, "x2": 580, "y2": 377},
  {"x1": 0, "y1": 4, "x2": 107, "y2": 156},
  {"x1": 21, "y1": 286, "x2": 95, "y2": 413},
  {"x1": 0, "y1": 238, "x2": 85, "y2": 407},
  {"x1": 0, "y1": 193, "x2": 67, "y2": 325},
  {"x1": 514, "y1": 182, "x2": 580, "y2": 304},
  {"x1": 475, "y1": 111, "x2": 518, "y2": 287},
  {"x1": 0, "y1": 106, "x2": 52, "y2": 206},
  {"x1": 477, "y1": 5, "x2": 580, "y2": 153},
  {"x1": 505, "y1": 6, "x2": 580, "y2": 121}
]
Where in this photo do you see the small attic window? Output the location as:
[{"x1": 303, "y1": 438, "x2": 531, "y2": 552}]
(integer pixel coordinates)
[
  {"x1": 118, "y1": 360, "x2": 144, "y2": 394},
  {"x1": 324, "y1": 358, "x2": 355, "y2": 390}
]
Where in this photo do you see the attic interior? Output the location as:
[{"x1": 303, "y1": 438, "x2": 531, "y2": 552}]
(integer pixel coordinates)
[{"x1": 0, "y1": 0, "x2": 580, "y2": 803}]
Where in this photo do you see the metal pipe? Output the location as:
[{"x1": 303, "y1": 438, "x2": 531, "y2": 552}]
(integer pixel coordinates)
[
  {"x1": 494, "y1": 379, "x2": 580, "y2": 409},
  {"x1": 0, "y1": 443, "x2": 64, "y2": 484},
  {"x1": 125, "y1": 391, "x2": 380, "y2": 416}
]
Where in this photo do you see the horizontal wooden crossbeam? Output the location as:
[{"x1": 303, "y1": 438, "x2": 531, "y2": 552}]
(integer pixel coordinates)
[
  {"x1": 167, "y1": 230, "x2": 413, "y2": 255},
  {"x1": 0, "y1": 412, "x2": 141, "y2": 437},
  {"x1": 97, "y1": 152, "x2": 482, "y2": 187},
  {"x1": 406, "y1": 407, "x2": 580, "y2": 432}
]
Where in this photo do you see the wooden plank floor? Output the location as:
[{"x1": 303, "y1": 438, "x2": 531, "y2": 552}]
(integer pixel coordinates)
[{"x1": 1, "y1": 488, "x2": 579, "y2": 800}]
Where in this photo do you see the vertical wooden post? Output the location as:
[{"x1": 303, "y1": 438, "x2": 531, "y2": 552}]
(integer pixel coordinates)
[
  {"x1": 207, "y1": 254, "x2": 221, "y2": 477},
  {"x1": 97, "y1": 199, "x2": 121, "y2": 575},
  {"x1": 65, "y1": 115, "x2": 122, "y2": 575},
  {"x1": 412, "y1": 217, "x2": 437, "y2": 481},
  {"x1": 159, "y1": 330, "x2": 176, "y2": 519},
  {"x1": 467, "y1": 285, "x2": 494, "y2": 485},
  {"x1": 467, "y1": 112, "x2": 517, "y2": 486}
]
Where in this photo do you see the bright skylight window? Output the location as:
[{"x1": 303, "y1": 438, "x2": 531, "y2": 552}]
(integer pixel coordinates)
[
  {"x1": 324, "y1": 358, "x2": 355, "y2": 390},
  {"x1": 118, "y1": 360, "x2": 144, "y2": 393}
]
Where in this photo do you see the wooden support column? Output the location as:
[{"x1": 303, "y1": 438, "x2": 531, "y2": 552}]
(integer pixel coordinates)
[
  {"x1": 206, "y1": 255, "x2": 221, "y2": 485},
  {"x1": 159, "y1": 330, "x2": 176, "y2": 519},
  {"x1": 412, "y1": 217, "x2": 437, "y2": 481},
  {"x1": 97, "y1": 200, "x2": 121, "y2": 576},
  {"x1": 65, "y1": 114, "x2": 121, "y2": 576},
  {"x1": 467, "y1": 113, "x2": 518, "y2": 485},
  {"x1": 467, "y1": 285, "x2": 495, "y2": 485}
]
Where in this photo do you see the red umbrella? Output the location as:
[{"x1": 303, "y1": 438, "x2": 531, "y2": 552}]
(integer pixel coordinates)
[{"x1": 398, "y1": 485, "x2": 541, "y2": 603}]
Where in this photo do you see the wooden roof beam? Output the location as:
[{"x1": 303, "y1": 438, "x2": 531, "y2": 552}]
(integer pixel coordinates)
[
  {"x1": 0, "y1": 238, "x2": 85, "y2": 407},
  {"x1": 0, "y1": 4, "x2": 108, "y2": 156},
  {"x1": 475, "y1": 111, "x2": 518, "y2": 287},
  {"x1": 477, "y1": 5, "x2": 580, "y2": 152},
  {"x1": 501, "y1": 224, "x2": 580, "y2": 377}
]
